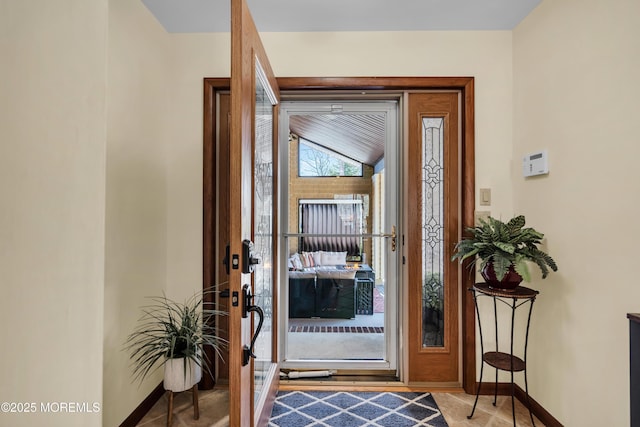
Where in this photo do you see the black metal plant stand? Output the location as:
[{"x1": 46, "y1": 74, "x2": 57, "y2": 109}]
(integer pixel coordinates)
[{"x1": 468, "y1": 283, "x2": 538, "y2": 426}]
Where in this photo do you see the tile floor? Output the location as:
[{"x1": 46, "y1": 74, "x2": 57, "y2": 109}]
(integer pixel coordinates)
[
  {"x1": 136, "y1": 388, "x2": 545, "y2": 427},
  {"x1": 137, "y1": 388, "x2": 228, "y2": 427},
  {"x1": 432, "y1": 392, "x2": 544, "y2": 427}
]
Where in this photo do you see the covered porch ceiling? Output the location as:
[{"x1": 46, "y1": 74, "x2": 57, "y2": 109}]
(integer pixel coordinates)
[{"x1": 289, "y1": 113, "x2": 386, "y2": 166}]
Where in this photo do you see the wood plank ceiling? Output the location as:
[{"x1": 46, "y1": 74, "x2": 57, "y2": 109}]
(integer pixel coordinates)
[{"x1": 288, "y1": 114, "x2": 386, "y2": 166}]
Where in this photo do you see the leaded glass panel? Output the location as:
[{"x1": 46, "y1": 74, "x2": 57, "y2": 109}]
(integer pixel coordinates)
[{"x1": 253, "y1": 68, "x2": 274, "y2": 403}]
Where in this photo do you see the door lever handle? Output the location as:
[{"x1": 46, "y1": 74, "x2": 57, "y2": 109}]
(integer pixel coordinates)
[
  {"x1": 243, "y1": 304, "x2": 264, "y2": 366},
  {"x1": 242, "y1": 284, "x2": 264, "y2": 366},
  {"x1": 382, "y1": 225, "x2": 397, "y2": 252}
]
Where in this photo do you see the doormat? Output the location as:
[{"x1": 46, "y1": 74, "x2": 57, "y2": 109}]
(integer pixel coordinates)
[
  {"x1": 288, "y1": 325, "x2": 383, "y2": 333},
  {"x1": 269, "y1": 390, "x2": 449, "y2": 427}
]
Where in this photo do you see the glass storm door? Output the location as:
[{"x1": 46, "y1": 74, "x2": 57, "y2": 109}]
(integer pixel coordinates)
[
  {"x1": 407, "y1": 92, "x2": 461, "y2": 383},
  {"x1": 279, "y1": 101, "x2": 399, "y2": 372},
  {"x1": 229, "y1": 0, "x2": 280, "y2": 425}
]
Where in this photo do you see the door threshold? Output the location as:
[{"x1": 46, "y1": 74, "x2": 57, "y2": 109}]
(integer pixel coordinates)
[
  {"x1": 279, "y1": 378, "x2": 404, "y2": 390},
  {"x1": 279, "y1": 379, "x2": 465, "y2": 393},
  {"x1": 281, "y1": 373, "x2": 398, "y2": 384},
  {"x1": 278, "y1": 370, "x2": 464, "y2": 392},
  {"x1": 279, "y1": 369, "x2": 397, "y2": 387}
]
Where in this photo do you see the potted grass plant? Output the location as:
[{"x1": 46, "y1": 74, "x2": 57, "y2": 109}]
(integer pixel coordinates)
[
  {"x1": 125, "y1": 287, "x2": 227, "y2": 392},
  {"x1": 451, "y1": 215, "x2": 558, "y2": 290}
]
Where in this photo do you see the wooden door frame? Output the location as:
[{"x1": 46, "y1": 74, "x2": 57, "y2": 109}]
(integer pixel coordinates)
[
  {"x1": 203, "y1": 76, "x2": 476, "y2": 394},
  {"x1": 202, "y1": 78, "x2": 229, "y2": 390}
]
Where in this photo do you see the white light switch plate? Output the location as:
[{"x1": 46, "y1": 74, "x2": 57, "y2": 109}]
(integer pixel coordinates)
[{"x1": 479, "y1": 188, "x2": 491, "y2": 206}]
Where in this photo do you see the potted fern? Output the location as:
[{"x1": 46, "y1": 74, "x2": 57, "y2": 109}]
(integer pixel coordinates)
[
  {"x1": 125, "y1": 288, "x2": 227, "y2": 392},
  {"x1": 451, "y1": 215, "x2": 558, "y2": 290}
]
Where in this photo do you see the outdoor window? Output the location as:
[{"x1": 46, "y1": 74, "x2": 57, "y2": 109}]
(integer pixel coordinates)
[
  {"x1": 298, "y1": 138, "x2": 363, "y2": 177},
  {"x1": 299, "y1": 199, "x2": 363, "y2": 258}
]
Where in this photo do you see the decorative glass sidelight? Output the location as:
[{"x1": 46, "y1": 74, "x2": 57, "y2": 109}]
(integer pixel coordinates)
[
  {"x1": 253, "y1": 67, "x2": 275, "y2": 403},
  {"x1": 421, "y1": 117, "x2": 445, "y2": 348}
]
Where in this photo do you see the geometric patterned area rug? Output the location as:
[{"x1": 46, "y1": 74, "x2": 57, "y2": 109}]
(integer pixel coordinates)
[{"x1": 268, "y1": 390, "x2": 449, "y2": 427}]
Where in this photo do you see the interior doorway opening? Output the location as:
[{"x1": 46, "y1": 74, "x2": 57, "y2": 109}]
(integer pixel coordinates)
[{"x1": 279, "y1": 98, "x2": 400, "y2": 375}]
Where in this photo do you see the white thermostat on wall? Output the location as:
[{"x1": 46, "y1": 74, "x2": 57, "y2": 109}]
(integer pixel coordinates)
[{"x1": 522, "y1": 150, "x2": 549, "y2": 177}]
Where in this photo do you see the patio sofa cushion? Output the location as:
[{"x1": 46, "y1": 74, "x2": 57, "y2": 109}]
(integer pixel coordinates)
[{"x1": 288, "y1": 251, "x2": 348, "y2": 270}]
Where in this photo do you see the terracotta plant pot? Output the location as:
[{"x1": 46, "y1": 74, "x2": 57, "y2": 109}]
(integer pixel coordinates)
[{"x1": 481, "y1": 263, "x2": 523, "y2": 291}]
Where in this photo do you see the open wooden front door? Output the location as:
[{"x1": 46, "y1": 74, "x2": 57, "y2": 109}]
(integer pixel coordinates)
[{"x1": 229, "y1": 0, "x2": 280, "y2": 425}]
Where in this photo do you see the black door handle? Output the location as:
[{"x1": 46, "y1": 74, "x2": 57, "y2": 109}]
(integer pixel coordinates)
[
  {"x1": 242, "y1": 284, "x2": 264, "y2": 366},
  {"x1": 243, "y1": 304, "x2": 264, "y2": 366}
]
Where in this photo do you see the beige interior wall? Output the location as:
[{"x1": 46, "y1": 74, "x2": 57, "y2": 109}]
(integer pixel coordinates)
[
  {"x1": 513, "y1": 0, "x2": 640, "y2": 425},
  {"x1": 103, "y1": 28, "x2": 230, "y2": 424},
  {"x1": 0, "y1": 2, "x2": 108, "y2": 427},
  {"x1": 165, "y1": 33, "x2": 229, "y2": 302},
  {"x1": 169, "y1": 31, "x2": 513, "y2": 226},
  {"x1": 260, "y1": 29, "x2": 516, "y2": 232},
  {"x1": 102, "y1": 0, "x2": 176, "y2": 425}
]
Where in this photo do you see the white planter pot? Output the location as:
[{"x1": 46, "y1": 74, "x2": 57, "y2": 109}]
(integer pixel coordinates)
[{"x1": 163, "y1": 357, "x2": 202, "y2": 392}]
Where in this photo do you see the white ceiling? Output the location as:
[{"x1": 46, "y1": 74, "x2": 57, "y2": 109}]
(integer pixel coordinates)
[{"x1": 142, "y1": 0, "x2": 542, "y2": 33}]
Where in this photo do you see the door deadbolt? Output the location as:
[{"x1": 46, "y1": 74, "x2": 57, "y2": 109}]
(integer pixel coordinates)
[{"x1": 242, "y1": 239, "x2": 261, "y2": 274}]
